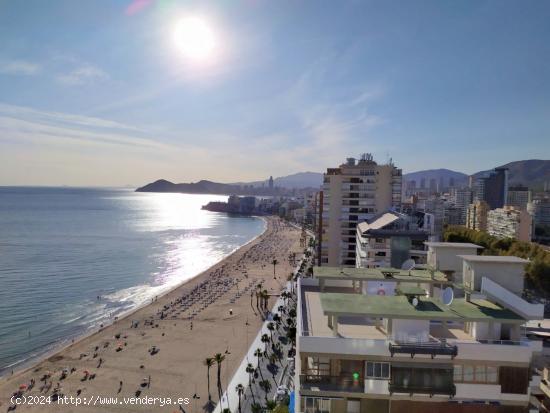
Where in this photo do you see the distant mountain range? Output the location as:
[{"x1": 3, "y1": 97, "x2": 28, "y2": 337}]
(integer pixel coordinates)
[
  {"x1": 136, "y1": 179, "x2": 258, "y2": 195},
  {"x1": 232, "y1": 172, "x2": 323, "y2": 189},
  {"x1": 404, "y1": 160, "x2": 550, "y2": 190},
  {"x1": 135, "y1": 173, "x2": 322, "y2": 195},
  {"x1": 136, "y1": 159, "x2": 550, "y2": 194},
  {"x1": 403, "y1": 169, "x2": 468, "y2": 187},
  {"x1": 473, "y1": 159, "x2": 550, "y2": 188}
]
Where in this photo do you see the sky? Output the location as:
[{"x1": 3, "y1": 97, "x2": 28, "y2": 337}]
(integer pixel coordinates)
[{"x1": 0, "y1": 0, "x2": 549, "y2": 186}]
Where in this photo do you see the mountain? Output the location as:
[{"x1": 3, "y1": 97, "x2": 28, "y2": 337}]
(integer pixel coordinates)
[
  {"x1": 404, "y1": 169, "x2": 468, "y2": 187},
  {"x1": 473, "y1": 159, "x2": 550, "y2": 189},
  {"x1": 136, "y1": 179, "x2": 245, "y2": 194},
  {"x1": 233, "y1": 172, "x2": 323, "y2": 189}
]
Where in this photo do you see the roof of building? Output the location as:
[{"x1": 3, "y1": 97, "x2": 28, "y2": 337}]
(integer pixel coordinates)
[
  {"x1": 458, "y1": 255, "x2": 529, "y2": 264},
  {"x1": 424, "y1": 242, "x2": 483, "y2": 249},
  {"x1": 313, "y1": 266, "x2": 450, "y2": 284},
  {"x1": 395, "y1": 285, "x2": 427, "y2": 296},
  {"x1": 357, "y1": 212, "x2": 400, "y2": 233},
  {"x1": 319, "y1": 293, "x2": 524, "y2": 322}
]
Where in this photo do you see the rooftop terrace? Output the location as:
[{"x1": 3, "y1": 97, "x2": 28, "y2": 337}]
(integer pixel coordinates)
[
  {"x1": 320, "y1": 293, "x2": 525, "y2": 323},
  {"x1": 313, "y1": 266, "x2": 450, "y2": 284}
]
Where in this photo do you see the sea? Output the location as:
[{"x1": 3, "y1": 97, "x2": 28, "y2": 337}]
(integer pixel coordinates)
[{"x1": 0, "y1": 187, "x2": 265, "y2": 375}]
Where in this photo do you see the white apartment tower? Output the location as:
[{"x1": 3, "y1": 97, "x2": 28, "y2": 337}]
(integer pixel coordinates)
[{"x1": 319, "y1": 154, "x2": 402, "y2": 267}]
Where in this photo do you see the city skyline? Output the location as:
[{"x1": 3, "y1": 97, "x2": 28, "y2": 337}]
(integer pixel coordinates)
[{"x1": 1, "y1": 0, "x2": 550, "y2": 186}]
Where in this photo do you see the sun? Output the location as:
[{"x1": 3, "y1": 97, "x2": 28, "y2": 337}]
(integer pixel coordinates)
[{"x1": 173, "y1": 16, "x2": 217, "y2": 61}]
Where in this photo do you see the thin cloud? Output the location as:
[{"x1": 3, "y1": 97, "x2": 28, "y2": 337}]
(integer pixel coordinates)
[
  {"x1": 57, "y1": 63, "x2": 109, "y2": 86},
  {"x1": 0, "y1": 59, "x2": 41, "y2": 76}
]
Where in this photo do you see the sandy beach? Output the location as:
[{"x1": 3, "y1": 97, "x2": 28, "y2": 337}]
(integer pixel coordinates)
[{"x1": 0, "y1": 216, "x2": 304, "y2": 412}]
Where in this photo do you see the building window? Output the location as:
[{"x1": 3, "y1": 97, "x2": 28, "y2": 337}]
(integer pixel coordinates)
[
  {"x1": 454, "y1": 364, "x2": 498, "y2": 383},
  {"x1": 453, "y1": 365, "x2": 462, "y2": 382},
  {"x1": 366, "y1": 362, "x2": 390, "y2": 379},
  {"x1": 303, "y1": 397, "x2": 332, "y2": 413},
  {"x1": 307, "y1": 357, "x2": 330, "y2": 377}
]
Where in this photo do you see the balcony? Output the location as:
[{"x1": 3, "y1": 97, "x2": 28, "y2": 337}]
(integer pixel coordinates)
[
  {"x1": 388, "y1": 382, "x2": 456, "y2": 397},
  {"x1": 389, "y1": 341, "x2": 458, "y2": 359},
  {"x1": 300, "y1": 375, "x2": 364, "y2": 393}
]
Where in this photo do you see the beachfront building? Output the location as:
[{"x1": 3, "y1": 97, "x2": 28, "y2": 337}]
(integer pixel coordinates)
[
  {"x1": 466, "y1": 200, "x2": 489, "y2": 231},
  {"x1": 355, "y1": 211, "x2": 429, "y2": 269},
  {"x1": 295, "y1": 254, "x2": 543, "y2": 413},
  {"x1": 318, "y1": 154, "x2": 402, "y2": 267},
  {"x1": 487, "y1": 206, "x2": 533, "y2": 242}
]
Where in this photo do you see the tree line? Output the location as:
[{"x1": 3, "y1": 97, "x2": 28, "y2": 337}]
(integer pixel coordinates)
[{"x1": 444, "y1": 225, "x2": 550, "y2": 294}]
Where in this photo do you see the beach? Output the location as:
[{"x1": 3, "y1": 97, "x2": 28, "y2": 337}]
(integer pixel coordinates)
[{"x1": 0, "y1": 216, "x2": 304, "y2": 412}]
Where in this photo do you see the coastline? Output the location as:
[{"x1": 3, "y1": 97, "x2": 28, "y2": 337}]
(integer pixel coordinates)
[
  {"x1": 0, "y1": 215, "x2": 268, "y2": 380},
  {"x1": 0, "y1": 215, "x2": 303, "y2": 412}
]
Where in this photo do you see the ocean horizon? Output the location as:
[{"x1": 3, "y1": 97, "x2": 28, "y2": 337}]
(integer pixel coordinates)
[{"x1": 0, "y1": 187, "x2": 265, "y2": 375}]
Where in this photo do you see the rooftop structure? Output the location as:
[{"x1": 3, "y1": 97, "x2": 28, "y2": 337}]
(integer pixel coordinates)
[
  {"x1": 296, "y1": 249, "x2": 543, "y2": 413},
  {"x1": 356, "y1": 211, "x2": 430, "y2": 269}
]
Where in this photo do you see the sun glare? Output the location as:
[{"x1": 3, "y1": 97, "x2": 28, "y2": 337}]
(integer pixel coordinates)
[{"x1": 173, "y1": 16, "x2": 217, "y2": 61}]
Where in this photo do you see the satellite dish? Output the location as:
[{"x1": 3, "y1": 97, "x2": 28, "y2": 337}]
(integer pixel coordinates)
[
  {"x1": 441, "y1": 287, "x2": 454, "y2": 306},
  {"x1": 412, "y1": 297, "x2": 419, "y2": 307},
  {"x1": 401, "y1": 259, "x2": 416, "y2": 271}
]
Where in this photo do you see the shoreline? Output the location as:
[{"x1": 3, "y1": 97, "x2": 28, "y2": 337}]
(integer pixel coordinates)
[
  {"x1": 0, "y1": 215, "x2": 268, "y2": 381},
  {"x1": 0, "y1": 215, "x2": 303, "y2": 412}
]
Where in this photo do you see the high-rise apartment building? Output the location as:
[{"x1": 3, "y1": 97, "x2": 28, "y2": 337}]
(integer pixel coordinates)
[
  {"x1": 528, "y1": 196, "x2": 550, "y2": 228},
  {"x1": 318, "y1": 154, "x2": 402, "y2": 267},
  {"x1": 474, "y1": 168, "x2": 508, "y2": 209},
  {"x1": 452, "y1": 187, "x2": 473, "y2": 225},
  {"x1": 487, "y1": 206, "x2": 533, "y2": 242},
  {"x1": 507, "y1": 185, "x2": 531, "y2": 210},
  {"x1": 466, "y1": 200, "x2": 489, "y2": 231}
]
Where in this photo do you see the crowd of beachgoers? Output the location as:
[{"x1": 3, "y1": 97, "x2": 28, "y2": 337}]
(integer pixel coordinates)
[{"x1": 0, "y1": 217, "x2": 304, "y2": 413}]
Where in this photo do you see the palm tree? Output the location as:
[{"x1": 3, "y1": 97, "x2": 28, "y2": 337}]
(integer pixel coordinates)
[
  {"x1": 261, "y1": 333, "x2": 270, "y2": 354},
  {"x1": 266, "y1": 322, "x2": 275, "y2": 347},
  {"x1": 203, "y1": 357, "x2": 215, "y2": 402},
  {"x1": 214, "y1": 353, "x2": 226, "y2": 407},
  {"x1": 266, "y1": 400, "x2": 277, "y2": 411},
  {"x1": 245, "y1": 363, "x2": 256, "y2": 404},
  {"x1": 251, "y1": 403, "x2": 262, "y2": 413},
  {"x1": 235, "y1": 383, "x2": 244, "y2": 413},
  {"x1": 271, "y1": 259, "x2": 278, "y2": 279},
  {"x1": 254, "y1": 348, "x2": 265, "y2": 382},
  {"x1": 259, "y1": 379, "x2": 272, "y2": 402}
]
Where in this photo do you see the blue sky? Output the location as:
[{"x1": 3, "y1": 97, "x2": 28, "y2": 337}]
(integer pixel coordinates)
[{"x1": 0, "y1": 0, "x2": 549, "y2": 186}]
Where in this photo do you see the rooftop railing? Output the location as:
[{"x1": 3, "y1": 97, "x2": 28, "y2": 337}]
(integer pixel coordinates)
[
  {"x1": 300, "y1": 375, "x2": 364, "y2": 393},
  {"x1": 388, "y1": 381, "x2": 456, "y2": 397},
  {"x1": 389, "y1": 341, "x2": 458, "y2": 359}
]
